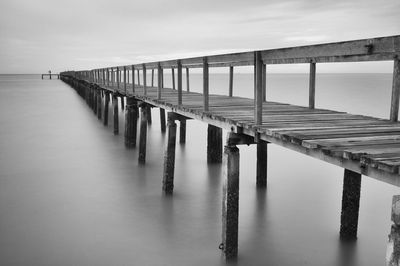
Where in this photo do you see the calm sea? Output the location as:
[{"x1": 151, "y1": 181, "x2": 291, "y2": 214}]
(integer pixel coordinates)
[{"x1": 0, "y1": 73, "x2": 398, "y2": 266}]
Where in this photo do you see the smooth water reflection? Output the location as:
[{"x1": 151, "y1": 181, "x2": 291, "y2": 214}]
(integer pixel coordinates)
[{"x1": 0, "y1": 74, "x2": 398, "y2": 266}]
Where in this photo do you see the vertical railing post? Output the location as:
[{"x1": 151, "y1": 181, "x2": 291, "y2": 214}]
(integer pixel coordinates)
[
  {"x1": 262, "y1": 64, "x2": 266, "y2": 102},
  {"x1": 309, "y1": 61, "x2": 316, "y2": 109},
  {"x1": 151, "y1": 69, "x2": 154, "y2": 87},
  {"x1": 390, "y1": 58, "x2": 400, "y2": 122},
  {"x1": 137, "y1": 69, "x2": 141, "y2": 86},
  {"x1": 255, "y1": 51, "x2": 263, "y2": 126},
  {"x1": 203, "y1": 57, "x2": 209, "y2": 112},
  {"x1": 177, "y1": 60, "x2": 182, "y2": 105},
  {"x1": 186, "y1": 67, "x2": 190, "y2": 92},
  {"x1": 229, "y1": 66, "x2": 234, "y2": 97},
  {"x1": 102, "y1": 69, "x2": 105, "y2": 85},
  {"x1": 117, "y1": 68, "x2": 120, "y2": 91},
  {"x1": 107, "y1": 68, "x2": 110, "y2": 87},
  {"x1": 131, "y1": 65, "x2": 135, "y2": 93},
  {"x1": 158, "y1": 63, "x2": 163, "y2": 100},
  {"x1": 111, "y1": 68, "x2": 114, "y2": 89},
  {"x1": 172, "y1": 68, "x2": 176, "y2": 90},
  {"x1": 123, "y1": 66, "x2": 127, "y2": 94},
  {"x1": 143, "y1": 64, "x2": 147, "y2": 96}
]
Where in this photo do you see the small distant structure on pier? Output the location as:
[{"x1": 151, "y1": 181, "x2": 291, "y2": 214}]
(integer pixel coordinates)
[{"x1": 42, "y1": 70, "x2": 59, "y2": 80}]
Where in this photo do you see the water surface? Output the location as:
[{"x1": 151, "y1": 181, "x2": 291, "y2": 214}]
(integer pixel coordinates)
[{"x1": 0, "y1": 74, "x2": 398, "y2": 266}]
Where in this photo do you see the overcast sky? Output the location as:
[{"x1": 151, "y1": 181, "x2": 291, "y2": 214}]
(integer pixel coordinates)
[{"x1": 0, "y1": 0, "x2": 399, "y2": 74}]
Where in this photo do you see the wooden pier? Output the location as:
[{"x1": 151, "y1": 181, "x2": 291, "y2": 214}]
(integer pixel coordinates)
[
  {"x1": 60, "y1": 35, "x2": 400, "y2": 260},
  {"x1": 41, "y1": 73, "x2": 60, "y2": 79}
]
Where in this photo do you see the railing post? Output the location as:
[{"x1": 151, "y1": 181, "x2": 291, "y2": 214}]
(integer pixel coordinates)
[
  {"x1": 151, "y1": 69, "x2": 154, "y2": 87},
  {"x1": 102, "y1": 69, "x2": 105, "y2": 85},
  {"x1": 123, "y1": 66, "x2": 127, "y2": 94},
  {"x1": 186, "y1": 67, "x2": 190, "y2": 92},
  {"x1": 390, "y1": 58, "x2": 400, "y2": 122},
  {"x1": 255, "y1": 51, "x2": 263, "y2": 126},
  {"x1": 107, "y1": 68, "x2": 110, "y2": 87},
  {"x1": 158, "y1": 63, "x2": 163, "y2": 100},
  {"x1": 137, "y1": 69, "x2": 141, "y2": 86},
  {"x1": 203, "y1": 57, "x2": 209, "y2": 112},
  {"x1": 262, "y1": 64, "x2": 266, "y2": 102},
  {"x1": 229, "y1": 66, "x2": 234, "y2": 97},
  {"x1": 172, "y1": 68, "x2": 176, "y2": 90},
  {"x1": 131, "y1": 65, "x2": 135, "y2": 93},
  {"x1": 177, "y1": 60, "x2": 182, "y2": 105},
  {"x1": 111, "y1": 68, "x2": 114, "y2": 89},
  {"x1": 143, "y1": 64, "x2": 147, "y2": 96},
  {"x1": 117, "y1": 68, "x2": 120, "y2": 90},
  {"x1": 309, "y1": 61, "x2": 316, "y2": 109}
]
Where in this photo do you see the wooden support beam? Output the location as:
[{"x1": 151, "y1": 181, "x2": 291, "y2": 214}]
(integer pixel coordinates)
[
  {"x1": 221, "y1": 138, "x2": 240, "y2": 260},
  {"x1": 309, "y1": 61, "x2": 316, "y2": 109},
  {"x1": 340, "y1": 169, "x2": 362, "y2": 241},
  {"x1": 203, "y1": 57, "x2": 209, "y2": 111},
  {"x1": 112, "y1": 93, "x2": 119, "y2": 135},
  {"x1": 139, "y1": 104, "x2": 148, "y2": 164},
  {"x1": 93, "y1": 87, "x2": 97, "y2": 115},
  {"x1": 177, "y1": 60, "x2": 182, "y2": 105},
  {"x1": 179, "y1": 119, "x2": 186, "y2": 144},
  {"x1": 162, "y1": 112, "x2": 177, "y2": 194},
  {"x1": 158, "y1": 63, "x2": 163, "y2": 100},
  {"x1": 147, "y1": 105, "x2": 152, "y2": 124},
  {"x1": 97, "y1": 89, "x2": 102, "y2": 120},
  {"x1": 104, "y1": 92, "x2": 110, "y2": 126},
  {"x1": 255, "y1": 51, "x2": 263, "y2": 125},
  {"x1": 186, "y1": 67, "x2": 190, "y2": 92},
  {"x1": 143, "y1": 64, "x2": 147, "y2": 96},
  {"x1": 390, "y1": 58, "x2": 400, "y2": 121},
  {"x1": 125, "y1": 97, "x2": 138, "y2": 148},
  {"x1": 229, "y1": 66, "x2": 233, "y2": 97},
  {"x1": 207, "y1": 124, "x2": 223, "y2": 163},
  {"x1": 387, "y1": 195, "x2": 400, "y2": 265},
  {"x1": 160, "y1": 108, "x2": 166, "y2": 133},
  {"x1": 137, "y1": 69, "x2": 141, "y2": 86},
  {"x1": 120, "y1": 96, "x2": 125, "y2": 111},
  {"x1": 256, "y1": 141, "x2": 268, "y2": 187}
]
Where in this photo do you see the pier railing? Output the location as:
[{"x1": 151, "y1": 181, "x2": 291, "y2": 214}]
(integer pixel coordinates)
[{"x1": 62, "y1": 35, "x2": 400, "y2": 121}]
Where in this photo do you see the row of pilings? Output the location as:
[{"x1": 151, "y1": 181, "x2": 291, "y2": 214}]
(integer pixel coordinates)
[
  {"x1": 59, "y1": 74, "x2": 378, "y2": 262},
  {"x1": 60, "y1": 75, "x2": 250, "y2": 259}
]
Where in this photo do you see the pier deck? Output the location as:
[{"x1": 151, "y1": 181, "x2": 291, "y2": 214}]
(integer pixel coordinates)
[
  {"x1": 101, "y1": 83, "x2": 400, "y2": 186},
  {"x1": 60, "y1": 34, "x2": 400, "y2": 260}
]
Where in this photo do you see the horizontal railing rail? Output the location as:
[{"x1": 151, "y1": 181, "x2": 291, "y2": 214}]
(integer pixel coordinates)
[{"x1": 61, "y1": 35, "x2": 400, "y2": 124}]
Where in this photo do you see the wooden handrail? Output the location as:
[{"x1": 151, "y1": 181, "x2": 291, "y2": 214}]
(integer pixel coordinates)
[{"x1": 61, "y1": 35, "x2": 400, "y2": 122}]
